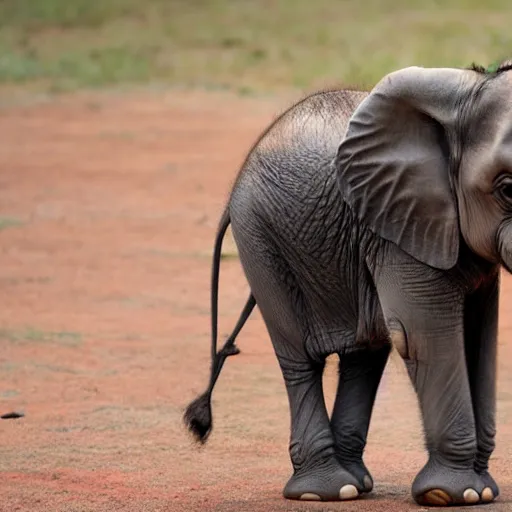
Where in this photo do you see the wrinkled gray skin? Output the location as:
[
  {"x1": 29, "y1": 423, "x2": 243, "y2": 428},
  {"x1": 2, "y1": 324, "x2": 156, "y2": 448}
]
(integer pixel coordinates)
[{"x1": 185, "y1": 64, "x2": 512, "y2": 506}]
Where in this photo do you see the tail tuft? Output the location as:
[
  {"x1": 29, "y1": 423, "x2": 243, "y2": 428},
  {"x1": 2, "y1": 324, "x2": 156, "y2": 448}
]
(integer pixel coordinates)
[
  {"x1": 183, "y1": 392, "x2": 213, "y2": 443},
  {"x1": 219, "y1": 341, "x2": 240, "y2": 357}
]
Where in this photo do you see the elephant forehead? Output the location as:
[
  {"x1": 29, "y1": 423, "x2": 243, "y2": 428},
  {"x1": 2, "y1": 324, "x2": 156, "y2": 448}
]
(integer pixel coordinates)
[
  {"x1": 495, "y1": 110, "x2": 512, "y2": 149},
  {"x1": 488, "y1": 75, "x2": 512, "y2": 130},
  {"x1": 460, "y1": 90, "x2": 512, "y2": 191},
  {"x1": 489, "y1": 105, "x2": 512, "y2": 172},
  {"x1": 502, "y1": 69, "x2": 512, "y2": 85}
]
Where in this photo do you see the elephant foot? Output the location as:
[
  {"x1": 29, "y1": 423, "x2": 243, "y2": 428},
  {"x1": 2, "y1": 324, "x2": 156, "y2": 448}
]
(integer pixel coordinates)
[
  {"x1": 412, "y1": 457, "x2": 496, "y2": 506},
  {"x1": 283, "y1": 458, "x2": 362, "y2": 501}
]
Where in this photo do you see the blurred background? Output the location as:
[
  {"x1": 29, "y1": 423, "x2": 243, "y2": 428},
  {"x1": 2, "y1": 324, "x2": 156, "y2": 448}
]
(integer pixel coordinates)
[
  {"x1": 2, "y1": 2, "x2": 512, "y2": 512},
  {"x1": 0, "y1": 0, "x2": 510, "y2": 98}
]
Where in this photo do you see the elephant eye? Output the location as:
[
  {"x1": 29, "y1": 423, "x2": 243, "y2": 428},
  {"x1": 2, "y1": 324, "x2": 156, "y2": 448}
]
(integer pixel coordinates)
[
  {"x1": 495, "y1": 175, "x2": 512, "y2": 206},
  {"x1": 501, "y1": 182, "x2": 512, "y2": 202}
]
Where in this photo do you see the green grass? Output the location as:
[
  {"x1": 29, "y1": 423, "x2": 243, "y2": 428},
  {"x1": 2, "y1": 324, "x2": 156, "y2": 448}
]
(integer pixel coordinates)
[
  {"x1": 0, "y1": 0, "x2": 511, "y2": 93},
  {"x1": 0, "y1": 216, "x2": 24, "y2": 230},
  {"x1": 0, "y1": 326, "x2": 82, "y2": 346}
]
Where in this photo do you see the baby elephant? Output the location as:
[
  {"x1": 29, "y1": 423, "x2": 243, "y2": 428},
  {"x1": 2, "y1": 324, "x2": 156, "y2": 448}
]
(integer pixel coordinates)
[{"x1": 184, "y1": 62, "x2": 512, "y2": 506}]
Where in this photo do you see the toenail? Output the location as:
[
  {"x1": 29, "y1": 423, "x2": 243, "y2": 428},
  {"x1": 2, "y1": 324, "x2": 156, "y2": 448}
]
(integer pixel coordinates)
[
  {"x1": 300, "y1": 493, "x2": 321, "y2": 501},
  {"x1": 481, "y1": 487, "x2": 494, "y2": 502},
  {"x1": 422, "y1": 489, "x2": 452, "y2": 506},
  {"x1": 463, "y1": 488, "x2": 479, "y2": 504},
  {"x1": 339, "y1": 484, "x2": 358, "y2": 500}
]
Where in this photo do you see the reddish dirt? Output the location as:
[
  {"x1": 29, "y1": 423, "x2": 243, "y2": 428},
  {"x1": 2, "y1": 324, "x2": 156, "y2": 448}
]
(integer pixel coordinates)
[{"x1": 0, "y1": 89, "x2": 512, "y2": 512}]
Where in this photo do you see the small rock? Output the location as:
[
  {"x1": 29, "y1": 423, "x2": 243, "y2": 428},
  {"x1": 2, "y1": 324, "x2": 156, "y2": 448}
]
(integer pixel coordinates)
[{"x1": 1, "y1": 411, "x2": 25, "y2": 419}]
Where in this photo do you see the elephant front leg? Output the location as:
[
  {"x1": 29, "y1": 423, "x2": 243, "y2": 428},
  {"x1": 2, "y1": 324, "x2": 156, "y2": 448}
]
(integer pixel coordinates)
[
  {"x1": 400, "y1": 314, "x2": 495, "y2": 506},
  {"x1": 406, "y1": 350, "x2": 488, "y2": 506},
  {"x1": 330, "y1": 344, "x2": 390, "y2": 493},
  {"x1": 374, "y1": 256, "x2": 496, "y2": 506},
  {"x1": 464, "y1": 272, "x2": 500, "y2": 501},
  {"x1": 376, "y1": 253, "x2": 498, "y2": 506}
]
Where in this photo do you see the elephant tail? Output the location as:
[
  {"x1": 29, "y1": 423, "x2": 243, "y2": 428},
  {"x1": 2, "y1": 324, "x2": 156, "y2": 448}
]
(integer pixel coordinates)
[{"x1": 183, "y1": 207, "x2": 256, "y2": 443}]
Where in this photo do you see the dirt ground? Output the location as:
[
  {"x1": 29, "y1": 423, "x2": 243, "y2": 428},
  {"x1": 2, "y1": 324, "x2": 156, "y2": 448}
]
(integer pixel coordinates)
[{"x1": 1, "y1": 89, "x2": 512, "y2": 512}]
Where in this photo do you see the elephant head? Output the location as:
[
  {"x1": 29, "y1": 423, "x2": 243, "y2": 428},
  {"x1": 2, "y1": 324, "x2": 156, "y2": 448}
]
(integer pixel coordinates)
[{"x1": 335, "y1": 62, "x2": 512, "y2": 272}]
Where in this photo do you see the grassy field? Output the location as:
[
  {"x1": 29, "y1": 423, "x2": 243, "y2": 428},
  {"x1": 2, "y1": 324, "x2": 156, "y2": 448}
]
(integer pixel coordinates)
[{"x1": 0, "y1": 0, "x2": 511, "y2": 95}]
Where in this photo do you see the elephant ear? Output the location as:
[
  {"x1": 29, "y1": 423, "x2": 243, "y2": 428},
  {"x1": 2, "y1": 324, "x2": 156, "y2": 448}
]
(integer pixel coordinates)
[{"x1": 335, "y1": 67, "x2": 469, "y2": 270}]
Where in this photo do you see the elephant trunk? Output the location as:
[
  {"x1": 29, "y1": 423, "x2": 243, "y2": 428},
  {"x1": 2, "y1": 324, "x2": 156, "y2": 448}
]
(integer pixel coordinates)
[{"x1": 497, "y1": 222, "x2": 512, "y2": 274}]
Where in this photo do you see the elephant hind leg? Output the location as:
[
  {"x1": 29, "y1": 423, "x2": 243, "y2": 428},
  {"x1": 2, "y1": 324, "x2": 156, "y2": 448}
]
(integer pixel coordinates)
[
  {"x1": 274, "y1": 340, "x2": 362, "y2": 501},
  {"x1": 331, "y1": 344, "x2": 390, "y2": 493},
  {"x1": 233, "y1": 226, "x2": 363, "y2": 501}
]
